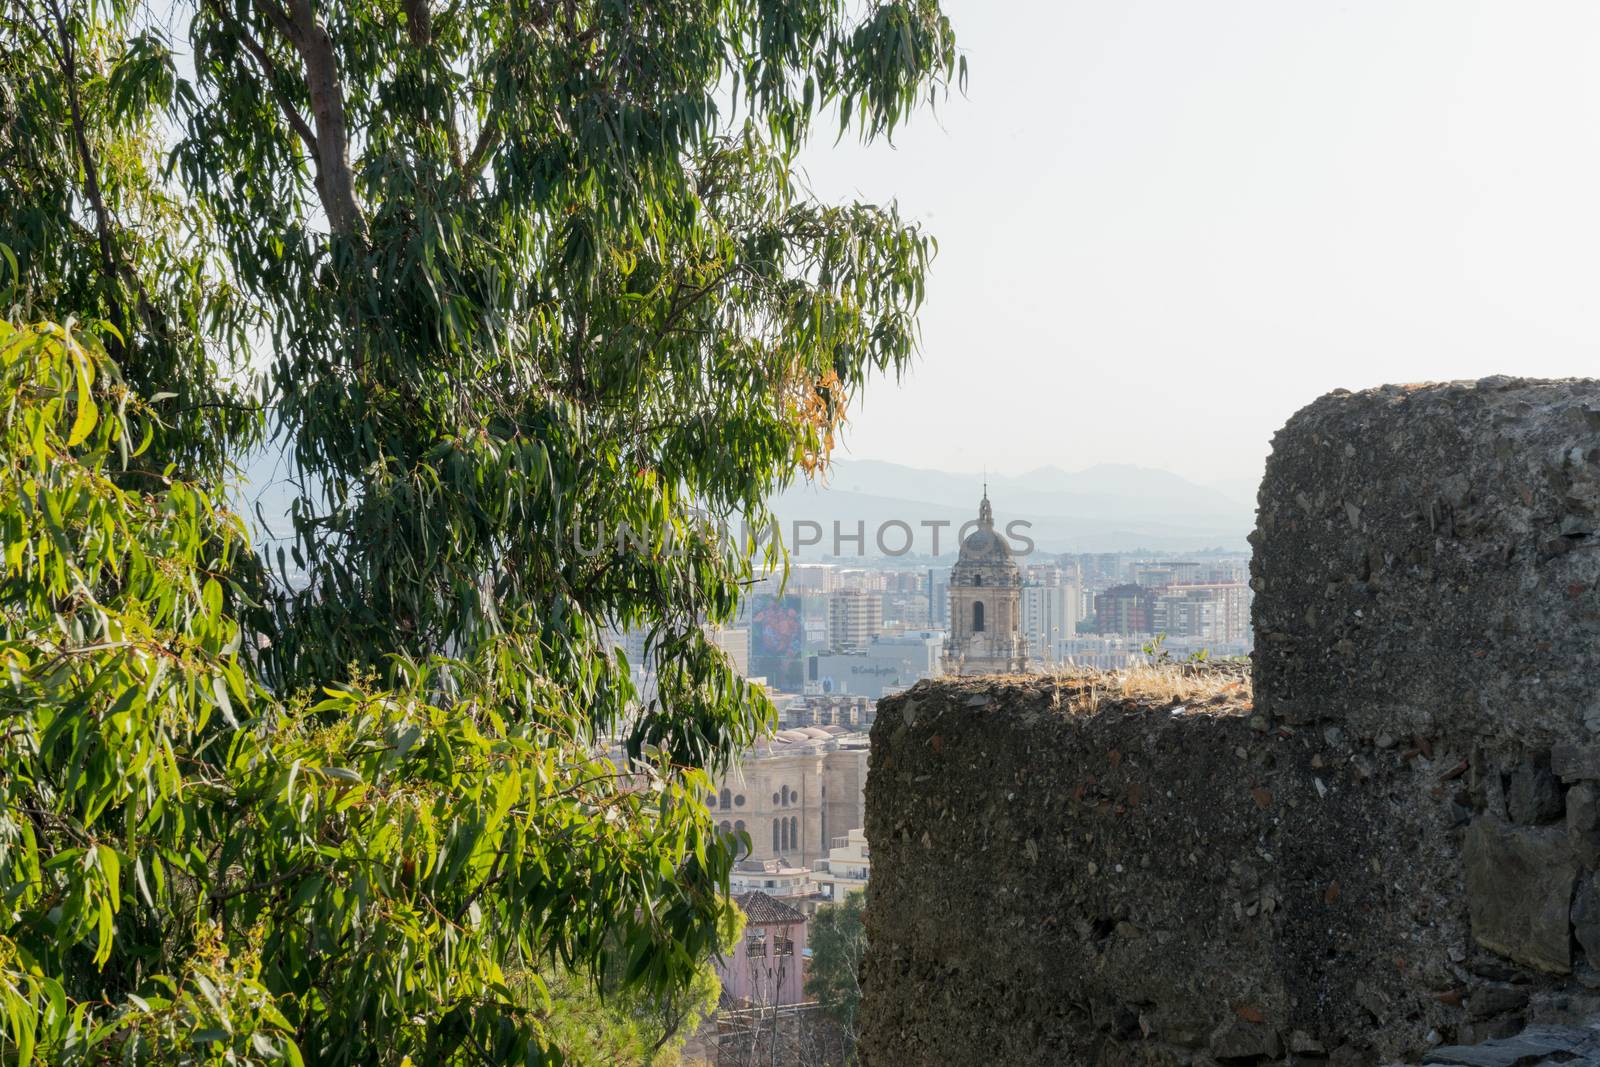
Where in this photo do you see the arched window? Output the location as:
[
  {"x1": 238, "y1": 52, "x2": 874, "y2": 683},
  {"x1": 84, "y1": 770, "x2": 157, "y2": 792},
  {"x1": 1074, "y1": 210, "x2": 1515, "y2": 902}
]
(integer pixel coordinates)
[
  {"x1": 720, "y1": 787, "x2": 732, "y2": 809},
  {"x1": 780, "y1": 819, "x2": 789, "y2": 852},
  {"x1": 781, "y1": 785, "x2": 790, "y2": 806},
  {"x1": 972, "y1": 574, "x2": 984, "y2": 586},
  {"x1": 773, "y1": 820, "x2": 781, "y2": 852},
  {"x1": 771, "y1": 792, "x2": 780, "y2": 805},
  {"x1": 973, "y1": 601, "x2": 986, "y2": 632},
  {"x1": 720, "y1": 820, "x2": 731, "y2": 833},
  {"x1": 789, "y1": 816, "x2": 799, "y2": 851}
]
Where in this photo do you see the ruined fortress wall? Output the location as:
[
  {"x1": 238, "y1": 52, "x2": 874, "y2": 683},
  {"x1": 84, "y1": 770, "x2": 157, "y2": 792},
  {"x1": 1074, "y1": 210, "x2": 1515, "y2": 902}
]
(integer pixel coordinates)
[
  {"x1": 1254, "y1": 378, "x2": 1600, "y2": 747},
  {"x1": 859, "y1": 379, "x2": 1600, "y2": 1067}
]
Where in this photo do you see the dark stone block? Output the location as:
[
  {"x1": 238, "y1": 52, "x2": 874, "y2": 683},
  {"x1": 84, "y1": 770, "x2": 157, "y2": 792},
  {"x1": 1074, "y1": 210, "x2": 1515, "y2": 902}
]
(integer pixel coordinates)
[{"x1": 1462, "y1": 818, "x2": 1576, "y2": 974}]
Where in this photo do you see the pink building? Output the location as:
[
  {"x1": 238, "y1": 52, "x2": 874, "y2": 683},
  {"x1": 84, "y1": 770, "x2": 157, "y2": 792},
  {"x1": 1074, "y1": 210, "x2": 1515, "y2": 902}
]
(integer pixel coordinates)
[{"x1": 716, "y1": 891, "x2": 809, "y2": 1008}]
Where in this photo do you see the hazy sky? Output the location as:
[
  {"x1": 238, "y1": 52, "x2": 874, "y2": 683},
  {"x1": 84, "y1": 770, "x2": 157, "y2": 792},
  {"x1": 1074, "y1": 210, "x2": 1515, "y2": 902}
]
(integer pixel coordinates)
[{"x1": 796, "y1": 0, "x2": 1600, "y2": 491}]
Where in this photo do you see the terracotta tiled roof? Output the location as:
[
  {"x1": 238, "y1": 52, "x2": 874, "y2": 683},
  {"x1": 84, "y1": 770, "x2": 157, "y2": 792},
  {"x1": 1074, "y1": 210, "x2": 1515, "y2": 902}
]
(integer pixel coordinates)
[{"x1": 734, "y1": 890, "x2": 805, "y2": 926}]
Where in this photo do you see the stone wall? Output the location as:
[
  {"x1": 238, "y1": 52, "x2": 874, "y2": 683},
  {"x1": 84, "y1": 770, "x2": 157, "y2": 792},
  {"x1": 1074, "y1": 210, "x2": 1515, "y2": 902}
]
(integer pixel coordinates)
[
  {"x1": 859, "y1": 378, "x2": 1600, "y2": 1066},
  {"x1": 1253, "y1": 377, "x2": 1600, "y2": 747}
]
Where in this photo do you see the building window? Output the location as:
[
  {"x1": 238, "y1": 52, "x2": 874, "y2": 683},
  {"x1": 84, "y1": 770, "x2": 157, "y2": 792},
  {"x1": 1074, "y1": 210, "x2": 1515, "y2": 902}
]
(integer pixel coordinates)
[
  {"x1": 720, "y1": 787, "x2": 732, "y2": 809},
  {"x1": 771, "y1": 791, "x2": 780, "y2": 805},
  {"x1": 772, "y1": 821, "x2": 780, "y2": 852},
  {"x1": 973, "y1": 601, "x2": 986, "y2": 632},
  {"x1": 735, "y1": 794, "x2": 746, "y2": 807},
  {"x1": 972, "y1": 574, "x2": 984, "y2": 586},
  {"x1": 789, "y1": 816, "x2": 798, "y2": 852},
  {"x1": 781, "y1": 785, "x2": 790, "y2": 806},
  {"x1": 720, "y1": 820, "x2": 731, "y2": 834}
]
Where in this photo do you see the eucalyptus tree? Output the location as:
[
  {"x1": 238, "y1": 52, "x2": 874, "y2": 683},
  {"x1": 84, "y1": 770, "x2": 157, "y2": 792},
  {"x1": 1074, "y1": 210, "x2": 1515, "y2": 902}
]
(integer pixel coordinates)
[{"x1": 0, "y1": 0, "x2": 957, "y2": 1061}]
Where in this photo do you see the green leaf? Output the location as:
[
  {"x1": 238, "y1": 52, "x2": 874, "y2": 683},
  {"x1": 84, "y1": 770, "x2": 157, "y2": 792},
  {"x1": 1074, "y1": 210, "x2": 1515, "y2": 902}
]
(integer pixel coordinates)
[
  {"x1": 95, "y1": 844, "x2": 121, "y2": 907},
  {"x1": 66, "y1": 349, "x2": 97, "y2": 446}
]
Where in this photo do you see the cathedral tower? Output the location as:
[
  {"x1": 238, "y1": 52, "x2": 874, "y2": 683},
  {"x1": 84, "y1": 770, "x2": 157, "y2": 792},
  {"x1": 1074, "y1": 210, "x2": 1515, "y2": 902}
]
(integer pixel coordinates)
[{"x1": 943, "y1": 490, "x2": 1028, "y2": 675}]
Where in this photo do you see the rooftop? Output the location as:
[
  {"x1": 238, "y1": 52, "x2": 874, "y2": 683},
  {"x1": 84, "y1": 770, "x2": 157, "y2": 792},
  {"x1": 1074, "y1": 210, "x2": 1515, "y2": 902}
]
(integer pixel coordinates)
[
  {"x1": 750, "y1": 723, "x2": 868, "y2": 755},
  {"x1": 733, "y1": 891, "x2": 806, "y2": 926}
]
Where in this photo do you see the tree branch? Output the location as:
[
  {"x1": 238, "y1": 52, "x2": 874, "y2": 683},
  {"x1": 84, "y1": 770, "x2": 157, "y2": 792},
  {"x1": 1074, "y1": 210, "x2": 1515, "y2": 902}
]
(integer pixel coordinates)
[
  {"x1": 460, "y1": 116, "x2": 500, "y2": 192},
  {"x1": 44, "y1": 0, "x2": 128, "y2": 360},
  {"x1": 253, "y1": 0, "x2": 365, "y2": 241},
  {"x1": 208, "y1": 861, "x2": 315, "y2": 903},
  {"x1": 205, "y1": 0, "x2": 318, "y2": 159}
]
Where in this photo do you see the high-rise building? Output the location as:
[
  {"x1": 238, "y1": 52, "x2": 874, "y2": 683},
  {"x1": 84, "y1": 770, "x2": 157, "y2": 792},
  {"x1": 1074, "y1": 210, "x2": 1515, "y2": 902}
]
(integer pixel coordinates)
[
  {"x1": 883, "y1": 590, "x2": 931, "y2": 630},
  {"x1": 1074, "y1": 553, "x2": 1124, "y2": 584},
  {"x1": 1093, "y1": 583, "x2": 1157, "y2": 635},
  {"x1": 748, "y1": 594, "x2": 806, "y2": 690},
  {"x1": 927, "y1": 568, "x2": 950, "y2": 627},
  {"x1": 1152, "y1": 582, "x2": 1251, "y2": 646},
  {"x1": 789, "y1": 564, "x2": 838, "y2": 593},
  {"x1": 828, "y1": 588, "x2": 882, "y2": 651},
  {"x1": 836, "y1": 569, "x2": 887, "y2": 593},
  {"x1": 1021, "y1": 578, "x2": 1083, "y2": 664},
  {"x1": 1130, "y1": 560, "x2": 1202, "y2": 589}
]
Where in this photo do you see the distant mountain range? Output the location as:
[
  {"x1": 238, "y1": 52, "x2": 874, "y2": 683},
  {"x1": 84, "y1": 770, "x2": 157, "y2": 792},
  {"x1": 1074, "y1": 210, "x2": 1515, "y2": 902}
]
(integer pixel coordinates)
[
  {"x1": 771, "y1": 459, "x2": 1255, "y2": 556},
  {"x1": 238, "y1": 449, "x2": 1256, "y2": 562}
]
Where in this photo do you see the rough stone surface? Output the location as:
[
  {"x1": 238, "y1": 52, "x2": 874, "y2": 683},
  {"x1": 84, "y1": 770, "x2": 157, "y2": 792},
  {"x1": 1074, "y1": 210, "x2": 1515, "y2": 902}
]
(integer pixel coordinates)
[
  {"x1": 1555, "y1": 746, "x2": 1600, "y2": 783},
  {"x1": 1461, "y1": 820, "x2": 1576, "y2": 974},
  {"x1": 1251, "y1": 378, "x2": 1600, "y2": 748},
  {"x1": 859, "y1": 673, "x2": 1478, "y2": 1066}
]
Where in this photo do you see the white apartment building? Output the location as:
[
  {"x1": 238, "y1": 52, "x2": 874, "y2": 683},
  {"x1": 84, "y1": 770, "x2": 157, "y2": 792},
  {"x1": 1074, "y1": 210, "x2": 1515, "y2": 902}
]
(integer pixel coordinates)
[
  {"x1": 730, "y1": 859, "x2": 817, "y2": 903},
  {"x1": 815, "y1": 828, "x2": 871, "y2": 904},
  {"x1": 1021, "y1": 577, "x2": 1083, "y2": 665}
]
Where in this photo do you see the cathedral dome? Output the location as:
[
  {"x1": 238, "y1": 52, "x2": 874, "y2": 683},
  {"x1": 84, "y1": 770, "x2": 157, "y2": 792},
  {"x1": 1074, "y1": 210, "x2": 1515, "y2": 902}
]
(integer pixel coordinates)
[
  {"x1": 955, "y1": 490, "x2": 1017, "y2": 568},
  {"x1": 959, "y1": 523, "x2": 1013, "y2": 562}
]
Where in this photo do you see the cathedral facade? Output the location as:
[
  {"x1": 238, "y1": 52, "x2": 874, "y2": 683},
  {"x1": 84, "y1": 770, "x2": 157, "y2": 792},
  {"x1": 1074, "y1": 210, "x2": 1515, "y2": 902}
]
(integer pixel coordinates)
[{"x1": 943, "y1": 491, "x2": 1028, "y2": 675}]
